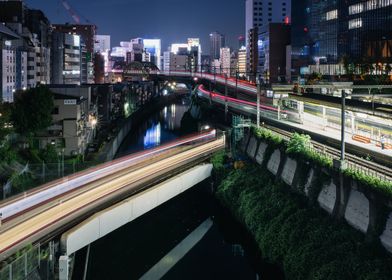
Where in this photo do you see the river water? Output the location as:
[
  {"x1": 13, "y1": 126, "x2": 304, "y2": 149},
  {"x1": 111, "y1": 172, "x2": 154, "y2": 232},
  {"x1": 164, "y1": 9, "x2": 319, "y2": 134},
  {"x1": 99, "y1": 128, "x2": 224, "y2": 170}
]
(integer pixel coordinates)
[{"x1": 73, "y1": 97, "x2": 283, "y2": 280}]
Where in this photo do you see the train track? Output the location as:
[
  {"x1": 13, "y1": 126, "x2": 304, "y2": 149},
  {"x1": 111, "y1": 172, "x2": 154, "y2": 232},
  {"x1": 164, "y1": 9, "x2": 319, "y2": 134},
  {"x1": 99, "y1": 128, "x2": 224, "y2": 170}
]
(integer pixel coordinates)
[{"x1": 264, "y1": 125, "x2": 392, "y2": 181}]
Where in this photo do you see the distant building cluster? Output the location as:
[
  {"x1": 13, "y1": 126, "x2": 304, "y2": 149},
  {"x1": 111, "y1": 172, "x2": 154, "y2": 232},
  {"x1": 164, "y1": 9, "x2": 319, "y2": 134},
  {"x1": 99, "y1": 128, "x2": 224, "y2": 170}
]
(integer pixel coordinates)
[
  {"x1": 0, "y1": 1, "x2": 101, "y2": 102},
  {"x1": 244, "y1": 0, "x2": 392, "y2": 83}
]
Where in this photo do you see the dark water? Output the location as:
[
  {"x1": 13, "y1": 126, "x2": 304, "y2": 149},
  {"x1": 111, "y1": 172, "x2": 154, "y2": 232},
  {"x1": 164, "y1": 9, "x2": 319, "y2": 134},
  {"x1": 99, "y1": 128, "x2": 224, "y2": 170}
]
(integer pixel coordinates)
[
  {"x1": 116, "y1": 98, "x2": 191, "y2": 158},
  {"x1": 74, "y1": 98, "x2": 283, "y2": 280}
]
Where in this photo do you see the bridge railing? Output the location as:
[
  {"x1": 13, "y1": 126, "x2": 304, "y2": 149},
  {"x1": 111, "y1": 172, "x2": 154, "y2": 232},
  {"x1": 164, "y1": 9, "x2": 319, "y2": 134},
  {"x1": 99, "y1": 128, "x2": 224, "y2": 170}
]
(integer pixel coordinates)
[{"x1": 0, "y1": 244, "x2": 42, "y2": 280}]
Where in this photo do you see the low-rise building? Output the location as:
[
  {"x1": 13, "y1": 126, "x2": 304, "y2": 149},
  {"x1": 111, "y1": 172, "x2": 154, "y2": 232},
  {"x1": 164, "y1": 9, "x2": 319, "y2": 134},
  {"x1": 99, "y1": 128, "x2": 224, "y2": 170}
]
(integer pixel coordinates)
[{"x1": 37, "y1": 85, "x2": 97, "y2": 156}]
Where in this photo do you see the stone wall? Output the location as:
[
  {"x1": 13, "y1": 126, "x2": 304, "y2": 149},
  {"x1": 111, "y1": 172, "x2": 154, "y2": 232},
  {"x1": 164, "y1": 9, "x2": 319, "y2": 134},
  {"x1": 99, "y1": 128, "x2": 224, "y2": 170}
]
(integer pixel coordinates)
[{"x1": 241, "y1": 131, "x2": 392, "y2": 254}]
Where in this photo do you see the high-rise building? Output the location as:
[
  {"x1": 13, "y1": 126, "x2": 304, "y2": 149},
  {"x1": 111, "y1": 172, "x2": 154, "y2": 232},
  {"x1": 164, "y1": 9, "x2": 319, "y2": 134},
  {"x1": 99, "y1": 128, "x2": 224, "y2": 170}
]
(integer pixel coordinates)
[
  {"x1": 53, "y1": 24, "x2": 97, "y2": 84},
  {"x1": 51, "y1": 32, "x2": 82, "y2": 85},
  {"x1": 245, "y1": 0, "x2": 291, "y2": 80},
  {"x1": 0, "y1": 24, "x2": 23, "y2": 102},
  {"x1": 209, "y1": 31, "x2": 225, "y2": 60},
  {"x1": 290, "y1": 0, "x2": 312, "y2": 79},
  {"x1": 294, "y1": 0, "x2": 392, "y2": 76},
  {"x1": 238, "y1": 46, "x2": 247, "y2": 77},
  {"x1": 238, "y1": 35, "x2": 246, "y2": 49},
  {"x1": 245, "y1": 0, "x2": 291, "y2": 49},
  {"x1": 0, "y1": 1, "x2": 51, "y2": 89},
  {"x1": 188, "y1": 38, "x2": 202, "y2": 72},
  {"x1": 258, "y1": 23, "x2": 291, "y2": 83},
  {"x1": 220, "y1": 47, "x2": 231, "y2": 76},
  {"x1": 247, "y1": 27, "x2": 259, "y2": 81}
]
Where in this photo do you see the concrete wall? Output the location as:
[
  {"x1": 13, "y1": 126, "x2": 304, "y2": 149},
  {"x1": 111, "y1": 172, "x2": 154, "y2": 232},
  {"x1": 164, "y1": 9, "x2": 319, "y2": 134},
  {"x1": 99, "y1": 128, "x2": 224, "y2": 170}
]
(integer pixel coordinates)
[
  {"x1": 242, "y1": 130, "x2": 392, "y2": 254},
  {"x1": 61, "y1": 164, "x2": 213, "y2": 256}
]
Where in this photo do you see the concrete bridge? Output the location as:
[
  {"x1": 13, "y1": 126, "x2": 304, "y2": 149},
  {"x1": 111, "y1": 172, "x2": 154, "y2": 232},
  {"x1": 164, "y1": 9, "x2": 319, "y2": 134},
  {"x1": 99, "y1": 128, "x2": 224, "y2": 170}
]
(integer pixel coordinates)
[{"x1": 0, "y1": 131, "x2": 225, "y2": 279}]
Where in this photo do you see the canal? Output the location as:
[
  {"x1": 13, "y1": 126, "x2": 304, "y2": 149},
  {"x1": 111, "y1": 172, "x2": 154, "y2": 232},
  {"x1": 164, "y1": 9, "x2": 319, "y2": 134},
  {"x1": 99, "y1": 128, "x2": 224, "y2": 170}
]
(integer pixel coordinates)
[{"x1": 73, "y1": 96, "x2": 283, "y2": 280}]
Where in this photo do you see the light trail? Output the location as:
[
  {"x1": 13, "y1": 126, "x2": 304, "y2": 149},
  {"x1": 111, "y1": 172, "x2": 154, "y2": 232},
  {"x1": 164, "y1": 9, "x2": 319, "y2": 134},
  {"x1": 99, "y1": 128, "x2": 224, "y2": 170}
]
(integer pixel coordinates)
[
  {"x1": 0, "y1": 137, "x2": 224, "y2": 258},
  {"x1": 0, "y1": 130, "x2": 216, "y2": 222}
]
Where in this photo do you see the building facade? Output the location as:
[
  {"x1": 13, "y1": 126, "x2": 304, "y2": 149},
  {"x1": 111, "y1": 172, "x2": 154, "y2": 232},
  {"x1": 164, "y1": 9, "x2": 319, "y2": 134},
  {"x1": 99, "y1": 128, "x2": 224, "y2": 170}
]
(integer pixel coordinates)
[
  {"x1": 220, "y1": 47, "x2": 231, "y2": 76},
  {"x1": 52, "y1": 24, "x2": 96, "y2": 84},
  {"x1": 293, "y1": 0, "x2": 392, "y2": 76},
  {"x1": 51, "y1": 32, "x2": 82, "y2": 85},
  {"x1": 258, "y1": 23, "x2": 291, "y2": 83},
  {"x1": 209, "y1": 32, "x2": 225, "y2": 60}
]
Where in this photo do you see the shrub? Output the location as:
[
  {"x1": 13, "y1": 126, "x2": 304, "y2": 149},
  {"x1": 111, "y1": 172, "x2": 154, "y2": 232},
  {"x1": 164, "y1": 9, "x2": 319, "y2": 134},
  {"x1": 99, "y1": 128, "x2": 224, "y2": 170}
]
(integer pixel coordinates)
[{"x1": 215, "y1": 166, "x2": 392, "y2": 279}]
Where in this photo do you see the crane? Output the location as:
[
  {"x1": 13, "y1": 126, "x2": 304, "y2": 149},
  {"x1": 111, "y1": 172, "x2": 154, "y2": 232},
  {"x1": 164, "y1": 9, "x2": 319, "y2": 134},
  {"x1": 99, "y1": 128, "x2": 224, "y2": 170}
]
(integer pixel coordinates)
[{"x1": 60, "y1": 0, "x2": 81, "y2": 24}]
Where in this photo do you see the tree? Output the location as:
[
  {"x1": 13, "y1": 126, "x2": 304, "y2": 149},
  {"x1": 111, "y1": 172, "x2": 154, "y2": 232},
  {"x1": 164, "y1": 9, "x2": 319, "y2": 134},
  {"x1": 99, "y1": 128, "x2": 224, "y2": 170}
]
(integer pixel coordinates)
[
  {"x1": 0, "y1": 102, "x2": 12, "y2": 141},
  {"x1": 11, "y1": 86, "x2": 54, "y2": 135}
]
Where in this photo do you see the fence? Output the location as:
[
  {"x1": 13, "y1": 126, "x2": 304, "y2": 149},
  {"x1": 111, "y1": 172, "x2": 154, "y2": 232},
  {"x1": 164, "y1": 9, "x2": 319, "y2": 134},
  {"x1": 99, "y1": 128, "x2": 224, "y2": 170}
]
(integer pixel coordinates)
[{"x1": 0, "y1": 244, "x2": 42, "y2": 280}]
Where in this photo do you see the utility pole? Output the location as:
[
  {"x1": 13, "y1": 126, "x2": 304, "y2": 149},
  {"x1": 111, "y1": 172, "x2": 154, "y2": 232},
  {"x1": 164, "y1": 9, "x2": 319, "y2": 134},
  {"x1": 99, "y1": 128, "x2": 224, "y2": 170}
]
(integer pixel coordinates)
[
  {"x1": 235, "y1": 69, "x2": 238, "y2": 97},
  {"x1": 225, "y1": 74, "x2": 228, "y2": 121},
  {"x1": 341, "y1": 90, "x2": 346, "y2": 163},
  {"x1": 256, "y1": 78, "x2": 261, "y2": 127}
]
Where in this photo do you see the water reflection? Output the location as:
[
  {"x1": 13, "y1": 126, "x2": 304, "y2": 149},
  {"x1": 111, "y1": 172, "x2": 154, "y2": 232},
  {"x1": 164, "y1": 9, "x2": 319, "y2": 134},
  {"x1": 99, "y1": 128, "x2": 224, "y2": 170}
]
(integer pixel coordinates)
[
  {"x1": 116, "y1": 98, "x2": 192, "y2": 157},
  {"x1": 162, "y1": 103, "x2": 188, "y2": 131},
  {"x1": 144, "y1": 122, "x2": 161, "y2": 149}
]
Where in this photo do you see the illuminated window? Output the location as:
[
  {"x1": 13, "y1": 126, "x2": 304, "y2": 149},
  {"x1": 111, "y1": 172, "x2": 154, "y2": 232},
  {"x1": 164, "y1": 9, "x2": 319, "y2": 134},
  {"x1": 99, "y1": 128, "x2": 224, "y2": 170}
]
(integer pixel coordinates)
[
  {"x1": 366, "y1": 0, "x2": 378, "y2": 10},
  {"x1": 348, "y1": 18, "x2": 362, "y2": 29},
  {"x1": 349, "y1": 3, "x2": 363, "y2": 14},
  {"x1": 379, "y1": 0, "x2": 392, "y2": 7},
  {"x1": 326, "y1": 9, "x2": 338, "y2": 20}
]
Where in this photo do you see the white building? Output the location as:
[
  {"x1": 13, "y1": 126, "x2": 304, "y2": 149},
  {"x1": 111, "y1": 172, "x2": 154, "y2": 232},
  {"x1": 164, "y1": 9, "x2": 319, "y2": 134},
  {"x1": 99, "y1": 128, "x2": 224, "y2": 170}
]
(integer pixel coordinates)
[
  {"x1": 95, "y1": 35, "x2": 111, "y2": 75},
  {"x1": 238, "y1": 46, "x2": 247, "y2": 76},
  {"x1": 219, "y1": 47, "x2": 231, "y2": 76},
  {"x1": 143, "y1": 39, "x2": 162, "y2": 70},
  {"x1": 94, "y1": 35, "x2": 111, "y2": 53},
  {"x1": 1, "y1": 25, "x2": 28, "y2": 102}
]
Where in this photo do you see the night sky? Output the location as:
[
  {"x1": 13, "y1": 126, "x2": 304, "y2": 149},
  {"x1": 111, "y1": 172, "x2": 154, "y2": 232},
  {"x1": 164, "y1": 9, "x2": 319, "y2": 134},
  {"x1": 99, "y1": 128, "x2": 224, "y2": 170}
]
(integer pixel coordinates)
[{"x1": 26, "y1": 0, "x2": 245, "y2": 52}]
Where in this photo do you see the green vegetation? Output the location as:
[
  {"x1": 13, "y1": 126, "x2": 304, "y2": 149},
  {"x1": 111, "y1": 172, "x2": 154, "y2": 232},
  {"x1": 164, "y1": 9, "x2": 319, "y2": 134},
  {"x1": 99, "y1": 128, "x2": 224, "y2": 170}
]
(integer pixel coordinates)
[
  {"x1": 216, "y1": 166, "x2": 392, "y2": 280},
  {"x1": 344, "y1": 168, "x2": 392, "y2": 199},
  {"x1": 211, "y1": 151, "x2": 230, "y2": 184},
  {"x1": 251, "y1": 126, "x2": 392, "y2": 197},
  {"x1": 11, "y1": 86, "x2": 54, "y2": 135},
  {"x1": 251, "y1": 126, "x2": 283, "y2": 148}
]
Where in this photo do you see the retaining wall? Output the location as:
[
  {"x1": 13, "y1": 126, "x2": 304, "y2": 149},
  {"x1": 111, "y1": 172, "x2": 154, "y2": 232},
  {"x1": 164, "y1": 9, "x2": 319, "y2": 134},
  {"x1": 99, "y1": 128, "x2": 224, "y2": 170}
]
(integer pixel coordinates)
[{"x1": 241, "y1": 131, "x2": 392, "y2": 253}]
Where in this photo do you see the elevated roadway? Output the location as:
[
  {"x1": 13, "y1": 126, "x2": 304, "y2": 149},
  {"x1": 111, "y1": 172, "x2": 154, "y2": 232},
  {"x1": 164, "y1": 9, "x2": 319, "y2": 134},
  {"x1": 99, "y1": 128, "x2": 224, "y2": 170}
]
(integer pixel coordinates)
[{"x1": 0, "y1": 131, "x2": 224, "y2": 260}]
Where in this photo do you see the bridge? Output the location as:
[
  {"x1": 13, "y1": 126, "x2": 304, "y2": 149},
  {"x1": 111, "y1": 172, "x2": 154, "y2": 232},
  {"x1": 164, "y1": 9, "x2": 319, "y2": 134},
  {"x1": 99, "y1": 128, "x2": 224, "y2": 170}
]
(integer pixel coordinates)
[{"x1": 0, "y1": 130, "x2": 225, "y2": 278}]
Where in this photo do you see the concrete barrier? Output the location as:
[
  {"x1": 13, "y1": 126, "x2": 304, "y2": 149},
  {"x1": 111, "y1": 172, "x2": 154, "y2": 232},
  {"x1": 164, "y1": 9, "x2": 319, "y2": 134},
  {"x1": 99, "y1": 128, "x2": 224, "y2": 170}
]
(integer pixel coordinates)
[
  {"x1": 317, "y1": 182, "x2": 336, "y2": 214},
  {"x1": 267, "y1": 149, "x2": 281, "y2": 175},
  {"x1": 344, "y1": 190, "x2": 370, "y2": 233},
  {"x1": 281, "y1": 158, "x2": 297, "y2": 186},
  {"x1": 255, "y1": 143, "x2": 267, "y2": 165},
  {"x1": 380, "y1": 213, "x2": 392, "y2": 253},
  {"x1": 247, "y1": 137, "x2": 258, "y2": 159}
]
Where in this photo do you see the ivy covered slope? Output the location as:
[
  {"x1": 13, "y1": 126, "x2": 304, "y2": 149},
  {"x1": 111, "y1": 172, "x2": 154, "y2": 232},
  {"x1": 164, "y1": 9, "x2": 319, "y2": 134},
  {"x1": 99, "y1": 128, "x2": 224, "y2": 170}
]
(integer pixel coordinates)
[
  {"x1": 252, "y1": 126, "x2": 392, "y2": 199},
  {"x1": 214, "y1": 164, "x2": 392, "y2": 280}
]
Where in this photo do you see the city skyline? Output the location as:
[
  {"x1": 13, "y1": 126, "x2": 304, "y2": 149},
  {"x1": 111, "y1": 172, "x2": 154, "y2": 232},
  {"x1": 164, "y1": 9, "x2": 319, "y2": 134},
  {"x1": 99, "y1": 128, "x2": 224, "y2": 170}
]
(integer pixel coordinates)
[{"x1": 25, "y1": 0, "x2": 245, "y2": 52}]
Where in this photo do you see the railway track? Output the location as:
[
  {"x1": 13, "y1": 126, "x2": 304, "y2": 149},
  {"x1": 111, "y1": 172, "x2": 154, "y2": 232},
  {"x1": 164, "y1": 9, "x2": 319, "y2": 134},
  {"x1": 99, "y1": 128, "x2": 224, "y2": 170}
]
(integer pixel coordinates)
[{"x1": 264, "y1": 125, "x2": 392, "y2": 181}]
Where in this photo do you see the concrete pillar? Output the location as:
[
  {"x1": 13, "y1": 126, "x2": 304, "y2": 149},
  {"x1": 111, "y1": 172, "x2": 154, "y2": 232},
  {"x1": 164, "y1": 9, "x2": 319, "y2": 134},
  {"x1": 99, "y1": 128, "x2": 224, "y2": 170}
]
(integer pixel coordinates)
[
  {"x1": 59, "y1": 255, "x2": 69, "y2": 280},
  {"x1": 333, "y1": 172, "x2": 350, "y2": 219}
]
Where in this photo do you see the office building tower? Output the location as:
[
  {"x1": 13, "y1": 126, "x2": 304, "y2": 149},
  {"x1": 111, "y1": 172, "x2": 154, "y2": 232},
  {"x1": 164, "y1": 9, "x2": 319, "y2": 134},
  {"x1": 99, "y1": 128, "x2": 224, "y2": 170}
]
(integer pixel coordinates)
[{"x1": 209, "y1": 31, "x2": 225, "y2": 60}]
